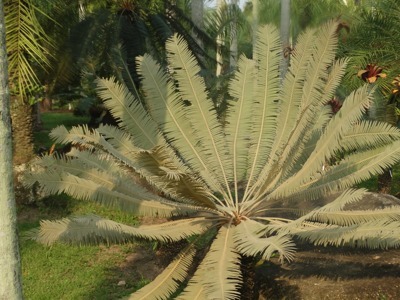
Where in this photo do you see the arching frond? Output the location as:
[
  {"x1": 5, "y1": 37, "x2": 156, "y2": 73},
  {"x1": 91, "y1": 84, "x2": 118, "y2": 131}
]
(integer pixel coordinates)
[
  {"x1": 26, "y1": 169, "x2": 197, "y2": 217},
  {"x1": 264, "y1": 27, "x2": 316, "y2": 162},
  {"x1": 340, "y1": 121, "x2": 400, "y2": 152},
  {"x1": 137, "y1": 54, "x2": 224, "y2": 196},
  {"x1": 96, "y1": 77, "x2": 161, "y2": 149},
  {"x1": 4, "y1": 0, "x2": 53, "y2": 95},
  {"x1": 271, "y1": 85, "x2": 373, "y2": 199},
  {"x1": 26, "y1": 215, "x2": 211, "y2": 246},
  {"x1": 272, "y1": 58, "x2": 349, "y2": 185},
  {"x1": 176, "y1": 264, "x2": 207, "y2": 300},
  {"x1": 310, "y1": 206, "x2": 400, "y2": 227},
  {"x1": 316, "y1": 189, "x2": 368, "y2": 212},
  {"x1": 201, "y1": 225, "x2": 242, "y2": 300},
  {"x1": 225, "y1": 56, "x2": 255, "y2": 195},
  {"x1": 293, "y1": 140, "x2": 400, "y2": 201},
  {"x1": 243, "y1": 24, "x2": 281, "y2": 194},
  {"x1": 166, "y1": 34, "x2": 233, "y2": 205},
  {"x1": 48, "y1": 124, "x2": 215, "y2": 207},
  {"x1": 233, "y1": 219, "x2": 296, "y2": 263},
  {"x1": 128, "y1": 246, "x2": 196, "y2": 300},
  {"x1": 300, "y1": 20, "x2": 338, "y2": 108},
  {"x1": 294, "y1": 220, "x2": 400, "y2": 249}
]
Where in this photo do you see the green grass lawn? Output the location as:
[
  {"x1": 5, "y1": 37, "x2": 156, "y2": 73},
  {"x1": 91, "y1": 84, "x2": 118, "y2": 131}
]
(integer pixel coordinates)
[
  {"x1": 19, "y1": 196, "x2": 145, "y2": 299},
  {"x1": 21, "y1": 112, "x2": 147, "y2": 299},
  {"x1": 357, "y1": 165, "x2": 400, "y2": 196},
  {"x1": 33, "y1": 112, "x2": 89, "y2": 150}
]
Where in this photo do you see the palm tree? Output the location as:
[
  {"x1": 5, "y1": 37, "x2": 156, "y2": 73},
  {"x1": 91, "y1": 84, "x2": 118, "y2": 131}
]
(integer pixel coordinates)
[
  {"x1": 4, "y1": 0, "x2": 53, "y2": 164},
  {"x1": 0, "y1": 0, "x2": 23, "y2": 297},
  {"x1": 26, "y1": 21, "x2": 400, "y2": 298}
]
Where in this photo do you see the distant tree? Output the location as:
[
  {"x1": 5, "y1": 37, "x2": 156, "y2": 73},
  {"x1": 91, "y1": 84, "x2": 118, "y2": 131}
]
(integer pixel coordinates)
[
  {"x1": 280, "y1": 0, "x2": 290, "y2": 77},
  {"x1": 0, "y1": 0, "x2": 23, "y2": 298},
  {"x1": 191, "y1": 0, "x2": 204, "y2": 50}
]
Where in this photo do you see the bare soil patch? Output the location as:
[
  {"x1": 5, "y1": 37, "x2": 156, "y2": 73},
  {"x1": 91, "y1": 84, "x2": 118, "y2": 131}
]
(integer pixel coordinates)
[
  {"x1": 257, "y1": 246, "x2": 400, "y2": 300},
  {"x1": 115, "y1": 239, "x2": 400, "y2": 299}
]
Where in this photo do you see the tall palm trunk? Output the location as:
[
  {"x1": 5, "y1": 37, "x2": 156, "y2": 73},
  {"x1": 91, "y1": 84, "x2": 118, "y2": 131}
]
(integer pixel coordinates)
[
  {"x1": 280, "y1": 0, "x2": 291, "y2": 77},
  {"x1": 252, "y1": 0, "x2": 259, "y2": 60},
  {"x1": 191, "y1": 0, "x2": 204, "y2": 49},
  {"x1": 216, "y1": 0, "x2": 224, "y2": 76},
  {"x1": 0, "y1": 0, "x2": 23, "y2": 297},
  {"x1": 230, "y1": 0, "x2": 238, "y2": 71},
  {"x1": 11, "y1": 98, "x2": 35, "y2": 165}
]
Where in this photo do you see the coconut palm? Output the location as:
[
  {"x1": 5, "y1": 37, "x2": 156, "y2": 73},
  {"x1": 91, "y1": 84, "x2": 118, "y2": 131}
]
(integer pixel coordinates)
[{"x1": 25, "y1": 21, "x2": 400, "y2": 299}]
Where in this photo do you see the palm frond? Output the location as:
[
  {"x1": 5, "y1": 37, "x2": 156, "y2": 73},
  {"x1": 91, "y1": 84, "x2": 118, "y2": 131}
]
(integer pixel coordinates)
[
  {"x1": 225, "y1": 56, "x2": 255, "y2": 196},
  {"x1": 340, "y1": 121, "x2": 400, "y2": 152},
  {"x1": 265, "y1": 27, "x2": 316, "y2": 161},
  {"x1": 310, "y1": 206, "x2": 400, "y2": 227},
  {"x1": 25, "y1": 214, "x2": 139, "y2": 246},
  {"x1": 296, "y1": 140, "x2": 400, "y2": 201},
  {"x1": 128, "y1": 246, "x2": 196, "y2": 300},
  {"x1": 243, "y1": 25, "x2": 281, "y2": 194},
  {"x1": 48, "y1": 125, "x2": 168, "y2": 189},
  {"x1": 26, "y1": 214, "x2": 211, "y2": 246},
  {"x1": 201, "y1": 225, "x2": 242, "y2": 300},
  {"x1": 5, "y1": 0, "x2": 53, "y2": 95},
  {"x1": 166, "y1": 34, "x2": 233, "y2": 205},
  {"x1": 294, "y1": 220, "x2": 400, "y2": 249},
  {"x1": 95, "y1": 77, "x2": 161, "y2": 149},
  {"x1": 246, "y1": 27, "x2": 319, "y2": 200},
  {"x1": 300, "y1": 85, "x2": 372, "y2": 179},
  {"x1": 234, "y1": 219, "x2": 296, "y2": 263},
  {"x1": 274, "y1": 58, "x2": 348, "y2": 185},
  {"x1": 51, "y1": 123, "x2": 216, "y2": 208},
  {"x1": 26, "y1": 168, "x2": 196, "y2": 217},
  {"x1": 277, "y1": 105, "x2": 332, "y2": 184},
  {"x1": 300, "y1": 20, "x2": 338, "y2": 108},
  {"x1": 176, "y1": 265, "x2": 207, "y2": 300},
  {"x1": 272, "y1": 85, "x2": 373, "y2": 199},
  {"x1": 316, "y1": 189, "x2": 368, "y2": 212},
  {"x1": 137, "y1": 54, "x2": 224, "y2": 196}
]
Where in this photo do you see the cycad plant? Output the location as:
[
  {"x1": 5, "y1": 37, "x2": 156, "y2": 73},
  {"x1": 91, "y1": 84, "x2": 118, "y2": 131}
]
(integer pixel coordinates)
[{"x1": 26, "y1": 21, "x2": 400, "y2": 299}]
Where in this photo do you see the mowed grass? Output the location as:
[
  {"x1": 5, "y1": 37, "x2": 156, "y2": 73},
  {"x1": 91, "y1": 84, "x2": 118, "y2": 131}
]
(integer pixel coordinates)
[
  {"x1": 33, "y1": 112, "x2": 89, "y2": 150},
  {"x1": 357, "y1": 165, "x2": 400, "y2": 195},
  {"x1": 21, "y1": 112, "x2": 147, "y2": 299},
  {"x1": 19, "y1": 198, "x2": 145, "y2": 299}
]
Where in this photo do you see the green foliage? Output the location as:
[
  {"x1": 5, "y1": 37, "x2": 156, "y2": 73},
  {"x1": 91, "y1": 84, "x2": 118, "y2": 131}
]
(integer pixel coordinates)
[
  {"x1": 26, "y1": 21, "x2": 400, "y2": 299},
  {"x1": 33, "y1": 112, "x2": 89, "y2": 150},
  {"x1": 339, "y1": 0, "x2": 400, "y2": 97},
  {"x1": 4, "y1": 0, "x2": 54, "y2": 97}
]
